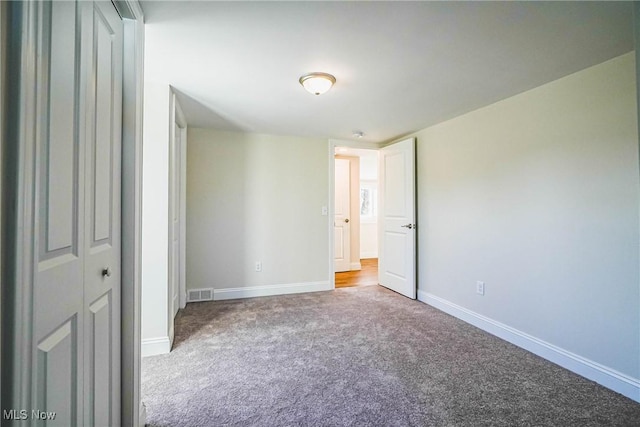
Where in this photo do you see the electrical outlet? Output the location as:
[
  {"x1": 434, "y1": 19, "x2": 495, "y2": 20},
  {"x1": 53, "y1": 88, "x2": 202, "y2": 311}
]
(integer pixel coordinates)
[
  {"x1": 255, "y1": 261, "x2": 262, "y2": 272},
  {"x1": 476, "y1": 281, "x2": 485, "y2": 296}
]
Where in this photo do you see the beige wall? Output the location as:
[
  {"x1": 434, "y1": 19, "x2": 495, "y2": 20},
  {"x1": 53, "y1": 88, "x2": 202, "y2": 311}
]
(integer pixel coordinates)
[
  {"x1": 186, "y1": 128, "x2": 329, "y2": 291},
  {"x1": 359, "y1": 150, "x2": 378, "y2": 258},
  {"x1": 360, "y1": 223, "x2": 378, "y2": 259},
  {"x1": 409, "y1": 52, "x2": 639, "y2": 378},
  {"x1": 335, "y1": 155, "x2": 361, "y2": 268}
]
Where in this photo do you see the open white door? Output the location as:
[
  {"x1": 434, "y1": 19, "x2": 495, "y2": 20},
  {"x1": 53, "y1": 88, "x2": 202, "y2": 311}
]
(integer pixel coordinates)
[
  {"x1": 334, "y1": 158, "x2": 351, "y2": 272},
  {"x1": 168, "y1": 100, "x2": 183, "y2": 343},
  {"x1": 378, "y1": 138, "x2": 416, "y2": 299}
]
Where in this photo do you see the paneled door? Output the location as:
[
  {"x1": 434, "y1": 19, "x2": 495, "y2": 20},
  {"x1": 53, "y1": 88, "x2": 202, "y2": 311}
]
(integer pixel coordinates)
[
  {"x1": 30, "y1": 1, "x2": 123, "y2": 425},
  {"x1": 334, "y1": 158, "x2": 351, "y2": 273},
  {"x1": 82, "y1": 2, "x2": 123, "y2": 425},
  {"x1": 378, "y1": 138, "x2": 416, "y2": 299}
]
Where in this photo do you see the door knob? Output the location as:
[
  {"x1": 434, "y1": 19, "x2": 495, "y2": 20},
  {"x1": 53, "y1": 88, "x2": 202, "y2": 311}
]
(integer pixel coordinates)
[
  {"x1": 344, "y1": 218, "x2": 349, "y2": 223},
  {"x1": 102, "y1": 267, "x2": 112, "y2": 278},
  {"x1": 401, "y1": 223, "x2": 414, "y2": 229}
]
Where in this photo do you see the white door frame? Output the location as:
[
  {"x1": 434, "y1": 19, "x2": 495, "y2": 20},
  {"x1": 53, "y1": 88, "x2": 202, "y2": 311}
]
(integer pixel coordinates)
[
  {"x1": 0, "y1": 2, "x2": 145, "y2": 426},
  {"x1": 327, "y1": 139, "x2": 382, "y2": 288},
  {"x1": 115, "y1": 1, "x2": 145, "y2": 426}
]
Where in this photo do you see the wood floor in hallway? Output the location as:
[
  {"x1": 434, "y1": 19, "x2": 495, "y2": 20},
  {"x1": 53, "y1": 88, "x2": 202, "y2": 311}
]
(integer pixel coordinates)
[{"x1": 335, "y1": 258, "x2": 378, "y2": 288}]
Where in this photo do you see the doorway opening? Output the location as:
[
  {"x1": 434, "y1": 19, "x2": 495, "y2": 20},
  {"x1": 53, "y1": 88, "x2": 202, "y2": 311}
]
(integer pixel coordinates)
[
  {"x1": 332, "y1": 145, "x2": 380, "y2": 288},
  {"x1": 328, "y1": 137, "x2": 417, "y2": 298}
]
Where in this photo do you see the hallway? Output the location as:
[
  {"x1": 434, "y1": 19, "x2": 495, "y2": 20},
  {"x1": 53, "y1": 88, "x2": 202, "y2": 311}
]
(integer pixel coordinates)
[{"x1": 335, "y1": 258, "x2": 378, "y2": 288}]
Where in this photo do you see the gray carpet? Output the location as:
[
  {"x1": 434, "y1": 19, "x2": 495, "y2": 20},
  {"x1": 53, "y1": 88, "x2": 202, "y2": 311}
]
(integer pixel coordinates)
[{"x1": 142, "y1": 285, "x2": 640, "y2": 426}]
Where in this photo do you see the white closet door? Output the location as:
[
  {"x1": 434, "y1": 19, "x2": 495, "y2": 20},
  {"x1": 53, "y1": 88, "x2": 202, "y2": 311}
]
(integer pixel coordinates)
[{"x1": 29, "y1": 1, "x2": 123, "y2": 425}]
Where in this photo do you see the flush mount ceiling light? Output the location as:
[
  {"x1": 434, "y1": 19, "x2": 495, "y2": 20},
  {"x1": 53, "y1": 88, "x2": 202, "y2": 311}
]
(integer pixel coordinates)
[
  {"x1": 352, "y1": 131, "x2": 364, "y2": 138},
  {"x1": 299, "y1": 72, "x2": 336, "y2": 95}
]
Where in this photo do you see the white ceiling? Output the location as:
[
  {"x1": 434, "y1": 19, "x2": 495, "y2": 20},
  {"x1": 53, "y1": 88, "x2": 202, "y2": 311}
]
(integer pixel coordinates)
[{"x1": 141, "y1": 1, "x2": 633, "y2": 144}]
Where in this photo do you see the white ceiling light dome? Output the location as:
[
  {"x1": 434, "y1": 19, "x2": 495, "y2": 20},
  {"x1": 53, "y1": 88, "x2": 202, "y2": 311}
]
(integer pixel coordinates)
[{"x1": 299, "y1": 72, "x2": 336, "y2": 95}]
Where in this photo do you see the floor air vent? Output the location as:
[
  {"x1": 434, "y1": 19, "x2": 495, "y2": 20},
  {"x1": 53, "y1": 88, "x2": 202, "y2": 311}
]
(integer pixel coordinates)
[{"x1": 187, "y1": 288, "x2": 214, "y2": 303}]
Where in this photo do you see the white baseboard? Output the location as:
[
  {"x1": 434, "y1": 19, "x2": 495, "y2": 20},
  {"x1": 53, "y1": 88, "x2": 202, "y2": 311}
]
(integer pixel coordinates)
[
  {"x1": 418, "y1": 290, "x2": 640, "y2": 403},
  {"x1": 360, "y1": 252, "x2": 377, "y2": 259},
  {"x1": 141, "y1": 336, "x2": 171, "y2": 357},
  {"x1": 213, "y1": 281, "x2": 331, "y2": 301},
  {"x1": 350, "y1": 262, "x2": 362, "y2": 271}
]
